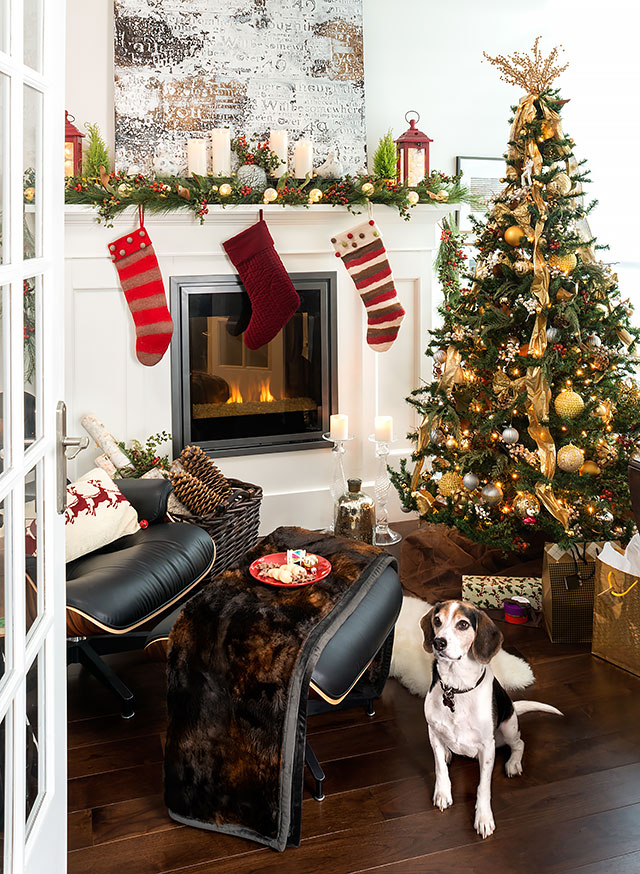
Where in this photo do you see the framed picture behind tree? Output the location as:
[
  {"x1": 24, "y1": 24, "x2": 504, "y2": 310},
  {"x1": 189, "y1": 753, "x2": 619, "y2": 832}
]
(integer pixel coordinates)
[{"x1": 455, "y1": 156, "x2": 504, "y2": 233}]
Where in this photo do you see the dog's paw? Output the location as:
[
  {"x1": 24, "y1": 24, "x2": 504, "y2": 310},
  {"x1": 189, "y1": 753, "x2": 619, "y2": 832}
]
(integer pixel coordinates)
[
  {"x1": 433, "y1": 787, "x2": 453, "y2": 811},
  {"x1": 474, "y1": 810, "x2": 495, "y2": 839},
  {"x1": 505, "y1": 757, "x2": 523, "y2": 777}
]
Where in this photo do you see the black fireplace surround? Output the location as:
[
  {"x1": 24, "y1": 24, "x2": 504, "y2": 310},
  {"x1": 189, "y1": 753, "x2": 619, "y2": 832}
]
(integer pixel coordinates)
[{"x1": 170, "y1": 273, "x2": 337, "y2": 457}]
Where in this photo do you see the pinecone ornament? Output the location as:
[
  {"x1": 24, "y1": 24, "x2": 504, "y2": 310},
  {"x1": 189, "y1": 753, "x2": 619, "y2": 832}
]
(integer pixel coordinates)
[
  {"x1": 178, "y1": 445, "x2": 232, "y2": 501},
  {"x1": 236, "y1": 164, "x2": 268, "y2": 192},
  {"x1": 170, "y1": 469, "x2": 229, "y2": 516}
]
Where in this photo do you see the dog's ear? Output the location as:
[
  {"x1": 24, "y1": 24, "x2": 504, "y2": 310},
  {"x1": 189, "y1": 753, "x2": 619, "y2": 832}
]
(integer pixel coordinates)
[
  {"x1": 471, "y1": 609, "x2": 503, "y2": 664},
  {"x1": 420, "y1": 607, "x2": 437, "y2": 653}
]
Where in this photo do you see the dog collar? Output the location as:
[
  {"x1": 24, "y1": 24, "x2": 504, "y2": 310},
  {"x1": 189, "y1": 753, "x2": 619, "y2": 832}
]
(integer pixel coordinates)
[{"x1": 440, "y1": 669, "x2": 486, "y2": 713}]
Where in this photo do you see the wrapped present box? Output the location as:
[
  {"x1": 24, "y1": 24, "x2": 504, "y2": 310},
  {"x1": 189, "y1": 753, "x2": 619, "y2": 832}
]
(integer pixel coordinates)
[{"x1": 462, "y1": 575, "x2": 542, "y2": 612}]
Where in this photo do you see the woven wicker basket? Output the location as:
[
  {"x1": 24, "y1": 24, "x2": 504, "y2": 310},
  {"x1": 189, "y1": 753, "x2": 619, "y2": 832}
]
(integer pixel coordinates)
[{"x1": 170, "y1": 478, "x2": 263, "y2": 577}]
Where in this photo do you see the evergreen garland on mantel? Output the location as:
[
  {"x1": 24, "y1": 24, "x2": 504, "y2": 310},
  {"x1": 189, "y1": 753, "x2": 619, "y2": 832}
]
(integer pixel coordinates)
[{"x1": 64, "y1": 169, "x2": 476, "y2": 227}]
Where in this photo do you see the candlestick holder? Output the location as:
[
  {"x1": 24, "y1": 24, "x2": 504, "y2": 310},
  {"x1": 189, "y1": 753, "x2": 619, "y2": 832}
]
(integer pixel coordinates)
[
  {"x1": 322, "y1": 433, "x2": 354, "y2": 533},
  {"x1": 369, "y1": 436, "x2": 402, "y2": 546}
]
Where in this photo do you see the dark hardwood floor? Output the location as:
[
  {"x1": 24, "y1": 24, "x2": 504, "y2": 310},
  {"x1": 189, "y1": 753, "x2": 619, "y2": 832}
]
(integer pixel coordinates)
[{"x1": 67, "y1": 525, "x2": 640, "y2": 874}]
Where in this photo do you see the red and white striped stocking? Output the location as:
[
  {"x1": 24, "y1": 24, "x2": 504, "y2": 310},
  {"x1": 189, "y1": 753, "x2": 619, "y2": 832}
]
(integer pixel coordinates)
[
  {"x1": 108, "y1": 212, "x2": 173, "y2": 366},
  {"x1": 331, "y1": 218, "x2": 405, "y2": 352}
]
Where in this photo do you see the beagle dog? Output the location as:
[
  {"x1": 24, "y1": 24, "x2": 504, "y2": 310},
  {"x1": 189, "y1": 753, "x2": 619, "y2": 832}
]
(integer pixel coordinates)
[{"x1": 421, "y1": 600, "x2": 561, "y2": 838}]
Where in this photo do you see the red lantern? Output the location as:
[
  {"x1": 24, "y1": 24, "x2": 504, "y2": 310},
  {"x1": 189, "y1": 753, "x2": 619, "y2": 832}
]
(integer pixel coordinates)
[
  {"x1": 64, "y1": 111, "x2": 84, "y2": 177},
  {"x1": 395, "y1": 111, "x2": 433, "y2": 188}
]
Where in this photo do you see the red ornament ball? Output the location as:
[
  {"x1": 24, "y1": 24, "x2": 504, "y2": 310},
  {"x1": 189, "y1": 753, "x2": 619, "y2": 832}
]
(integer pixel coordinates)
[
  {"x1": 347, "y1": 233, "x2": 353, "y2": 239},
  {"x1": 335, "y1": 251, "x2": 341, "y2": 257},
  {"x1": 139, "y1": 519, "x2": 149, "y2": 529},
  {"x1": 369, "y1": 220, "x2": 375, "y2": 226}
]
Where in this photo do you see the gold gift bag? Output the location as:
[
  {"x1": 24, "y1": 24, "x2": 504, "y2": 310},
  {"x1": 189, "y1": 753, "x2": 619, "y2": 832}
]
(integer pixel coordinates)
[
  {"x1": 542, "y1": 543, "x2": 604, "y2": 643},
  {"x1": 592, "y1": 558, "x2": 640, "y2": 677}
]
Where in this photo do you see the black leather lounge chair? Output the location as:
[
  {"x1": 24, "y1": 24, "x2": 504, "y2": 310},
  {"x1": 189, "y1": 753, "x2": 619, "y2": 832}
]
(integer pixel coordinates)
[{"x1": 65, "y1": 478, "x2": 215, "y2": 717}]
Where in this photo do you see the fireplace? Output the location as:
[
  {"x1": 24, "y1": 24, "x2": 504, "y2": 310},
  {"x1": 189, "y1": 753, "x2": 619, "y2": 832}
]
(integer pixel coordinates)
[{"x1": 170, "y1": 273, "x2": 337, "y2": 457}]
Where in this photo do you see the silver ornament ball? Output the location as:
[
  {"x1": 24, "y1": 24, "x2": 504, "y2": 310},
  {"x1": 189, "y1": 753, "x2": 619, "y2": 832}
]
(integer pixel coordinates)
[
  {"x1": 546, "y1": 326, "x2": 559, "y2": 343},
  {"x1": 462, "y1": 472, "x2": 479, "y2": 491},
  {"x1": 236, "y1": 163, "x2": 268, "y2": 192},
  {"x1": 587, "y1": 333, "x2": 601, "y2": 348},
  {"x1": 481, "y1": 483, "x2": 503, "y2": 506},
  {"x1": 501, "y1": 426, "x2": 519, "y2": 444},
  {"x1": 597, "y1": 509, "x2": 614, "y2": 524},
  {"x1": 433, "y1": 349, "x2": 447, "y2": 364},
  {"x1": 430, "y1": 428, "x2": 445, "y2": 446}
]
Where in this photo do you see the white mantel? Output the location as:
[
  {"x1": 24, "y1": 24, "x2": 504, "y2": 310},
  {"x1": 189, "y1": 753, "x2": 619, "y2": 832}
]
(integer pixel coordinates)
[{"x1": 64, "y1": 203, "x2": 448, "y2": 532}]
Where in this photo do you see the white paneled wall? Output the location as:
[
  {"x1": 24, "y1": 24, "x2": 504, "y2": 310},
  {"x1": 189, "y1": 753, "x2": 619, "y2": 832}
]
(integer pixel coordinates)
[{"x1": 65, "y1": 203, "x2": 449, "y2": 531}]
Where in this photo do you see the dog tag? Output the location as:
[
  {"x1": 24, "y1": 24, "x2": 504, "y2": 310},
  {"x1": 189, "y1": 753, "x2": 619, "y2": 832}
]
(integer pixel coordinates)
[{"x1": 563, "y1": 573, "x2": 581, "y2": 591}]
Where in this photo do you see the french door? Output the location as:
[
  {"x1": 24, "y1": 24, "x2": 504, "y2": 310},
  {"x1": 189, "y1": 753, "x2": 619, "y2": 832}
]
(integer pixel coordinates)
[{"x1": 0, "y1": 1, "x2": 67, "y2": 872}]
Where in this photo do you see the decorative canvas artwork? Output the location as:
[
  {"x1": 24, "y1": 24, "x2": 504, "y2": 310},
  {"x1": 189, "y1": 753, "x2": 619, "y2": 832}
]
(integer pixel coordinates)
[{"x1": 114, "y1": 0, "x2": 366, "y2": 176}]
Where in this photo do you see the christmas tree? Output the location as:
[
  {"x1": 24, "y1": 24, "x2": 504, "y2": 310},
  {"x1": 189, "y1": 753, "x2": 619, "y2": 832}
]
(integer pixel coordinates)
[{"x1": 391, "y1": 39, "x2": 640, "y2": 553}]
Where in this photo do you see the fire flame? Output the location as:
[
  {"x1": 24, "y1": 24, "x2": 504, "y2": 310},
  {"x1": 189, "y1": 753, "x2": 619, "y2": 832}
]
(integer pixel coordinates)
[
  {"x1": 226, "y1": 384, "x2": 244, "y2": 404},
  {"x1": 259, "y1": 380, "x2": 275, "y2": 402}
]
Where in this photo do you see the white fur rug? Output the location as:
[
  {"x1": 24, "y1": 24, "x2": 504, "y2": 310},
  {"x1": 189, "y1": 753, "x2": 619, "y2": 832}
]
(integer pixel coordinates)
[{"x1": 390, "y1": 595, "x2": 535, "y2": 697}]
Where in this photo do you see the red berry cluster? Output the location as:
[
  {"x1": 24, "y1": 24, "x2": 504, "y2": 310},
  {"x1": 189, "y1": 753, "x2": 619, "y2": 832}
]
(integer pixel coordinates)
[
  {"x1": 196, "y1": 198, "x2": 209, "y2": 219},
  {"x1": 240, "y1": 185, "x2": 253, "y2": 196},
  {"x1": 549, "y1": 239, "x2": 561, "y2": 251},
  {"x1": 600, "y1": 488, "x2": 614, "y2": 501},
  {"x1": 23, "y1": 325, "x2": 35, "y2": 340}
]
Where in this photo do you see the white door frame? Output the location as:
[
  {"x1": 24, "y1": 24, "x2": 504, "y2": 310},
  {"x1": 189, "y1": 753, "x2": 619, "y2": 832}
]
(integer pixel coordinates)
[{"x1": 0, "y1": 1, "x2": 67, "y2": 871}]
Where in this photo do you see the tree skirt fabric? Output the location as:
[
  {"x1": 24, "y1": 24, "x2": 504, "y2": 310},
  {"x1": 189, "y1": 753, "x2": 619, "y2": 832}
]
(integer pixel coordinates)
[
  {"x1": 400, "y1": 523, "x2": 544, "y2": 603},
  {"x1": 164, "y1": 526, "x2": 396, "y2": 852}
]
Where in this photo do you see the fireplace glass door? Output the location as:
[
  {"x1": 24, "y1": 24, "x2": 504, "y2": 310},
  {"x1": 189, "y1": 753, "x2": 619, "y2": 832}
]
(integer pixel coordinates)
[{"x1": 171, "y1": 273, "x2": 336, "y2": 456}]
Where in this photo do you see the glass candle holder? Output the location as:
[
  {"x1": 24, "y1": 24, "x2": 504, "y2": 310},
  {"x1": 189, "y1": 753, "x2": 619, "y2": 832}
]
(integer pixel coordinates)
[
  {"x1": 368, "y1": 436, "x2": 402, "y2": 545},
  {"x1": 322, "y1": 432, "x2": 354, "y2": 533}
]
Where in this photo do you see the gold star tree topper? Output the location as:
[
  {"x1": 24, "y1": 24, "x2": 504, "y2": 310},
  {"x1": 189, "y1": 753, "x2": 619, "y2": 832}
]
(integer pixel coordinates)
[{"x1": 483, "y1": 37, "x2": 569, "y2": 94}]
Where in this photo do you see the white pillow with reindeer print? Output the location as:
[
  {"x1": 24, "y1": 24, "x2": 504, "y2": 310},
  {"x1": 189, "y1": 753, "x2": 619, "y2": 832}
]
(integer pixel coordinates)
[{"x1": 64, "y1": 468, "x2": 140, "y2": 563}]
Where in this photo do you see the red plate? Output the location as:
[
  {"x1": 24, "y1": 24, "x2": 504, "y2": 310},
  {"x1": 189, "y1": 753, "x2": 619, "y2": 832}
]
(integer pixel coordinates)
[{"x1": 249, "y1": 552, "x2": 331, "y2": 587}]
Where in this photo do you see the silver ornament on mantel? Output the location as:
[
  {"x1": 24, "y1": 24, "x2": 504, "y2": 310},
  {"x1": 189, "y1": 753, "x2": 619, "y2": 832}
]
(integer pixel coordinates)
[
  {"x1": 546, "y1": 326, "x2": 560, "y2": 343},
  {"x1": 481, "y1": 483, "x2": 503, "y2": 506},
  {"x1": 433, "y1": 348, "x2": 447, "y2": 364},
  {"x1": 501, "y1": 426, "x2": 519, "y2": 444},
  {"x1": 236, "y1": 164, "x2": 268, "y2": 191},
  {"x1": 430, "y1": 428, "x2": 445, "y2": 446},
  {"x1": 462, "y1": 472, "x2": 479, "y2": 491}
]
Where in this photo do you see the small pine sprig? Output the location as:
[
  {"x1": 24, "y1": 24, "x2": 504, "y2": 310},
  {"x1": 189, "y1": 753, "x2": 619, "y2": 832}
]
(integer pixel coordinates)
[
  {"x1": 83, "y1": 122, "x2": 111, "y2": 178},
  {"x1": 116, "y1": 431, "x2": 171, "y2": 478},
  {"x1": 372, "y1": 129, "x2": 398, "y2": 179}
]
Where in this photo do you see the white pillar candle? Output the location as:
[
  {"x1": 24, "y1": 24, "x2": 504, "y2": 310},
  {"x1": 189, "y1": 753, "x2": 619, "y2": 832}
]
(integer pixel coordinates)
[
  {"x1": 187, "y1": 139, "x2": 207, "y2": 176},
  {"x1": 269, "y1": 129, "x2": 288, "y2": 177},
  {"x1": 210, "y1": 128, "x2": 231, "y2": 176},
  {"x1": 294, "y1": 139, "x2": 313, "y2": 179},
  {"x1": 329, "y1": 414, "x2": 349, "y2": 441},
  {"x1": 374, "y1": 415, "x2": 393, "y2": 443}
]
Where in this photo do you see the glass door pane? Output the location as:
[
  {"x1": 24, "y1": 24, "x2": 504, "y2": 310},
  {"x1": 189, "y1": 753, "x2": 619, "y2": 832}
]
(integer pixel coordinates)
[
  {"x1": 23, "y1": 0, "x2": 43, "y2": 72},
  {"x1": 23, "y1": 86, "x2": 41, "y2": 260},
  {"x1": 0, "y1": 73, "x2": 8, "y2": 265}
]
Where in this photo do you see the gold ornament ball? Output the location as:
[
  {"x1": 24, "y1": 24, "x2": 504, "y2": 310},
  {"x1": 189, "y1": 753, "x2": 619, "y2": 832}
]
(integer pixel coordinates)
[
  {"x1": 554, "y1": 389, "x2": 585, "y2": 419},
  {"x1": 550, "y1": 172, "x2": 572, "y2": 196},
  {"x1": 407, "y1": 190, "x2": 420, "y2": 206},
  {"x1": 513, "y1": 492, "x2": 541, "y2": 519},
  {"x1": 361, "y1": 182, "x2": 375, "y2": 196},
  {"x1": 263, "y1": 187, "x2": 278, "y2": 203},
  {"x1": 219, "y1": 183, "x2": 232, "y2": 197},
  {"x1": 481, "y1": 483, "x2": 503, "y2": 506},
  {"x1": 308, "y1": 188, "x2": 323, "y2": 203},
  {"x1": 445, "y1": 436, "x2": 458, "y2": 450},
  {"x1": 579, "y1": 460, "x2": 601, "y2": 476},
  {"x1": 438, "y1": 472, "x2": 464, "y2": 498},
  {"x1": 504, "y1": 225, "x2": 526, "y2": 247},
  {"x1": 557, "y1": 443, "x2": 585, "y2": 473},
  {"x1": 549, "y1": 252, "x2": 578, "y2": 273},
  {"x1": 513, "y1": 259, "x2": 533, "y2": 277}
]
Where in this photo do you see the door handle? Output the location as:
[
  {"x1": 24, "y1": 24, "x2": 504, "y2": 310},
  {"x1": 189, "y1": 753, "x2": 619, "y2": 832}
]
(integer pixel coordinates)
[{"x1": 56, "y1": 401, "x2": 89, "y2": 514}]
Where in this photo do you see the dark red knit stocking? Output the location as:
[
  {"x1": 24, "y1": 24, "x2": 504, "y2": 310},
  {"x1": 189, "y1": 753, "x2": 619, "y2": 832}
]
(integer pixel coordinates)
[{"x1": 222, "y1": 213, "x2": 299, "y2": 350}]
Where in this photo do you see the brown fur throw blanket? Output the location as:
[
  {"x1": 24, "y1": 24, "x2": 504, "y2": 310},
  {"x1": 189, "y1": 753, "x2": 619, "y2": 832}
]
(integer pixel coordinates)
[{"x1": 164, "y1": 526, "x2": 396, "y2": 851}]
